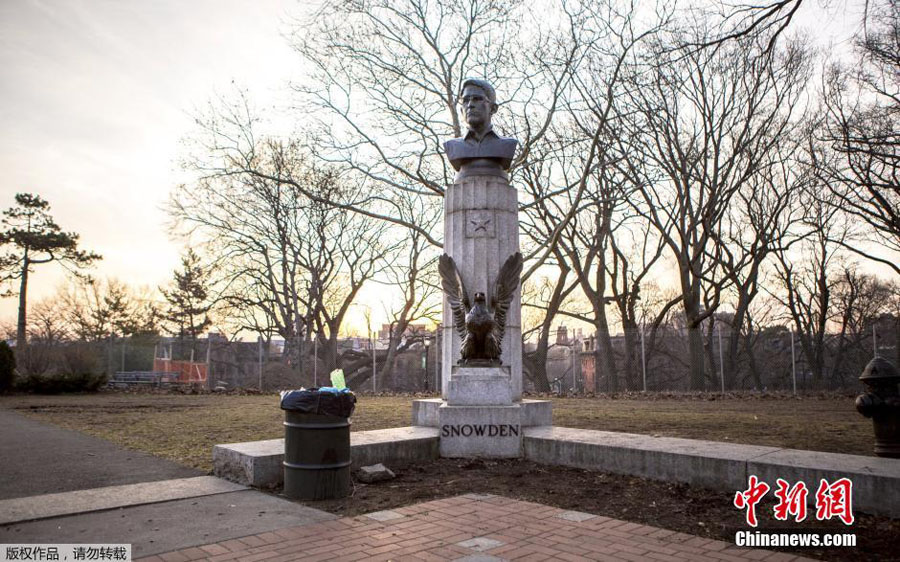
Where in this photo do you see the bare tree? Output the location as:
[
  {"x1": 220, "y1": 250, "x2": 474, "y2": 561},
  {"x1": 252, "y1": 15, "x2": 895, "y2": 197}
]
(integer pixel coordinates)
[
  {"x1": 518, "y1": 255, "x2": 578, "y2": 392},
  {"x1": 829, "y1": 267, "x2": 895, "y2": 381},
  {"x1": 60, "y1": 277, "x2": 160, "y2": 343},
  {"x1": 554, "y1": 155, "x2": 625, "y2": 393},
  {"x1": 772, "y1": 188, "x2": 849, "y2": 382},
  {"x1": 292, "y1": 0, "x2": 572, "y2": 198},
  {"x1": 515, "y1": 0, "x2": 668, "y2": 392},
  {"x1": 693, "y1": 1, "x2": 805, "y2": 52},
  {"x1": 348, "y1": 194, "x2": 442, "y2": 389},
  {"x1": 616, "y1": 28, "x2": 810, "y2": 389},
  {"x1": 172, "y1": 110, "x2": 395, "y2": 381},
  {"x1": 714, "y1": 127, "x2": 809, "y2": 387},
  {"x1": 292, "y1": 0, "x2": 585, "y2": 287},
  {"x1": 27, "y1": 298, "x2": 71, "y2": 346},
  {"x1": 821, "y1": 0, "x2": 900, "y2": 273}
]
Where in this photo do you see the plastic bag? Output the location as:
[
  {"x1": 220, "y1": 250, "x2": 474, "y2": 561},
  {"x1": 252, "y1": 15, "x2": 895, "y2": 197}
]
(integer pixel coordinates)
[{"x1": 280, "y1": 388, "x2": 356, "y2": 418}]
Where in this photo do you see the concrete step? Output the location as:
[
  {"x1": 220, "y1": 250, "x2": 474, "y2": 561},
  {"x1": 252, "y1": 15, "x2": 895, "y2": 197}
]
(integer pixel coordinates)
[
  {"x1": 0, "y1": 476, "x2": 246, "y2": 525},
  {"x1": 524, "y1": 426, "x2": 900, "y2": 518},
  {"x1": 214, "y1": 426, "x2": 440, "y2": 488},
  {"x1": 213, "y1": 422, "x2": 900, "y2": 518}
]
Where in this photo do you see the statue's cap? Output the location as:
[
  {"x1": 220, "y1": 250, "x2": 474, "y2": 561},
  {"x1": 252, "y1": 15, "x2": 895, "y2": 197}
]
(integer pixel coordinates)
[{"x1": 461, "y1": 78, "x2": 497, "y2": 104}]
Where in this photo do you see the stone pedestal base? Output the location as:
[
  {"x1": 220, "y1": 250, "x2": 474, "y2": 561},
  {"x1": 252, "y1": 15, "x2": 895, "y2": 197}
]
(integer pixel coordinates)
[
  {"x1": 412, "y1": 398, "x2": 552, "y2": 428},
  {"x1": 447, "y1": 366, "x2": 512, "y2": 405},
  {"x1": 439, "y1": 403, "x2": 522, "y2": 458}
]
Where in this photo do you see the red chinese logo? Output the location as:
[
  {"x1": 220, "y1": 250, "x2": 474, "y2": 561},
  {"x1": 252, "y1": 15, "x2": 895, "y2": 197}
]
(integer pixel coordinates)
[
  {"x1": 734, "y1": 475, "x2": 770, "y2": 527},
  {"x1": 815, "y1": 478, "x2": 854, "y2": 525},
  {"x1": 773, "y1": 479, "x2": 808, "y2": 522},
  {"x1": 734, "y1": 476, "x2": 853, "y2": 526}
]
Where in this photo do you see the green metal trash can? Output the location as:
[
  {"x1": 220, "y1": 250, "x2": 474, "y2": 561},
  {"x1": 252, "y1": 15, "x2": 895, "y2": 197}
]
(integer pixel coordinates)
[
  {"x1": 281, "y1": 390, "x2": 355, "y2": 500},
  {"x1": 283, "y1": 411, "x2": 351, "y2": 500}
]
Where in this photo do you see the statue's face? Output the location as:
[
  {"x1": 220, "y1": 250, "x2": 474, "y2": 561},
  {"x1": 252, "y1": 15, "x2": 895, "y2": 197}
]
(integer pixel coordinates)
[{"x1": 461, "y1": 85, "x2": 495, "y2": 129}]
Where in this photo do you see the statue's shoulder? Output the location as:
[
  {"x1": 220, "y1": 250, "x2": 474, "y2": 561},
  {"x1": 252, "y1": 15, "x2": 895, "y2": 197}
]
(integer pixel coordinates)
[
  {"x1": 444, "y1": 137, "x2": 466, "y2": 156},
  {"x1": 494, "y1": 136, "x2": 518, "y2": 157}
]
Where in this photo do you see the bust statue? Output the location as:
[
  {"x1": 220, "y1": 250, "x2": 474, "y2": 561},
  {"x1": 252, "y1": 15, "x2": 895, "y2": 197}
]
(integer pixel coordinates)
[{"x1": 444, "y1": 78, "x2": 518, "y2": 180}]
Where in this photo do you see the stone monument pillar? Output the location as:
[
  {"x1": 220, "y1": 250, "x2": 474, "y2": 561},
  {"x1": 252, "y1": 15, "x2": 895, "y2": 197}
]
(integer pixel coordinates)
[
  {"x1": 441, "y1": 175, "x2": 522, "y2": 402},
  {"x1": 422, "y1": 78, "x2": 550, "y2": 458}
]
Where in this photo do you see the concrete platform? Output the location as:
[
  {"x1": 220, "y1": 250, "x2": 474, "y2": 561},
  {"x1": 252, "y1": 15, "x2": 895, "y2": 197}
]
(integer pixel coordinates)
[
  {"x1": 0, "y1": 476, "x2": 246, "y2": 525},
  {"x1": 524, "y1": 426, "x2": 900, "y2": 518},
  {"x1": 214, "y1": 426, "x2": 440, "y2": 488},
  {"x1": 749, "y1": 448, "x2": 900, "y2": 519},
  {"x1": 523, "y1": 426, "x2": 780, "y2": 490},
  {"x1": 412, "y1": 398, "x2": 551, "y2": 427},
  {"x1": 447, "y1": 366, "x2": 513, "y2": 405},
  {"x1": 2, "y1": 489, "x2": 336, "y2": 558},
  {"x1": 214, "y1": 422, "x2": 900, "y2": 517}
]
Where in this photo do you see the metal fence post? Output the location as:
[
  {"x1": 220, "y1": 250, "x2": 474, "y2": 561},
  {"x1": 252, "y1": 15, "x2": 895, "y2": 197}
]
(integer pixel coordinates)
[
  {"x1": 717, "y1": 323, "x2": 724, "y2": 395},
  {"x1": 791, "y1": 327, "x2": 797, "y2": 395},
  {"x1": 641, "y1": 324, "x2": 647, "y2": 392}
]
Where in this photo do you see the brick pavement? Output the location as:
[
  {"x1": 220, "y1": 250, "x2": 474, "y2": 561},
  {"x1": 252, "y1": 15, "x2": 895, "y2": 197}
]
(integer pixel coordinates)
[{"x1": 138, "y1": 494, "x2": 815, "y2": 562}]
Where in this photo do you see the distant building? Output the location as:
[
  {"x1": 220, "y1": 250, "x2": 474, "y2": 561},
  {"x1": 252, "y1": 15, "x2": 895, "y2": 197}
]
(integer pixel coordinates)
[
  {"x1": 556, "y1": 325, "x2": 569, "y2": 345},
  {"x1": 377, "y1": 323, "x2": 430, "y2": 348}
]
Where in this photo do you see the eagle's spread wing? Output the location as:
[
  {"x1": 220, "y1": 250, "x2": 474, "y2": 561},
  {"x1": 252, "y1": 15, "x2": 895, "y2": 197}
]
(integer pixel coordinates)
[
  {"x1": 439, "y1": 254, "x2": 470, "y2": 340},
  {"x1": 490, "y1": 252, "x2": 523, "y2": 347}
]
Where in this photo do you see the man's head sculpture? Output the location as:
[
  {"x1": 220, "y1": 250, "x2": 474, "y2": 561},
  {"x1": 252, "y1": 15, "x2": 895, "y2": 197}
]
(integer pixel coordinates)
[
  {"x1": 460, "y1": 78, "x2": 498, "y2": 130},
  {"x1": 444, "y1": 78, "x2": 518, "y2": 177}
]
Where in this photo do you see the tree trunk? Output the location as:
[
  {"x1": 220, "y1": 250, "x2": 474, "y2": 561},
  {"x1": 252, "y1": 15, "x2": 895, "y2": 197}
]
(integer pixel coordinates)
[
  {"x1": 683, "y1": 287, "x2": 706, "y2": 390},
  {"x1": 594, "y1": 310, "x2": 617, "y2": 393},
  {"x1": 687, "y1": 324, "x2": 706, "y2": 390},
  {"x1": 895, "y1": 315, "x2": 899, "y2": 368},
  {"x1": 524, "y1": 263, "x2": 569, "y2": 393},
  {"x1": 323, "y1": 329, "x2": 340, "y2": 374},
  {"x1": 380, "y1": 337, "x2": 401, "y2": 389},
  {"x1": 726, "y1": 300, "x2": 751, "y2": 389},
  {"x1": 523, "y1": 305, "x2": 555, "y2": 393},
  {"x1": 523, "y1": 345, "x2": 551, "y2": 393},
  {"x1": 745, "y1": 333, "x2": 763, "y2": 389},
  {"x1": 16, "y1": 257, "x2": 29, "y2": 349},
  {"x1": 621, "y1": 320, "x2": 638, "y2": 390},
  {"x1": 705, "y1": 319, "x2": 718, "y2": 390}
]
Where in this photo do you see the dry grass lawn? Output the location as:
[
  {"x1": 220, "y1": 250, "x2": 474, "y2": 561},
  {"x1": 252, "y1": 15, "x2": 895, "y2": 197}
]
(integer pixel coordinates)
[{"x1": 0, "y1": 392, "x2": 872, "y2": 472}]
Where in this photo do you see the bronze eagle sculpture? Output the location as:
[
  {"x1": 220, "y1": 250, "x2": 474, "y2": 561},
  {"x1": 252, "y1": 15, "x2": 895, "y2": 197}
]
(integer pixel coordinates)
[{"x1": 439, "y1": 252, "x2": 523, "y2": 365}]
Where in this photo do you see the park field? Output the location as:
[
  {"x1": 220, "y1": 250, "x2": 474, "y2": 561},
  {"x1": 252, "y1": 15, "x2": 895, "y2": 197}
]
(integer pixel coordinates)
[{"x1": 0, "y1": 392, "x2": 872, "y2": 471}]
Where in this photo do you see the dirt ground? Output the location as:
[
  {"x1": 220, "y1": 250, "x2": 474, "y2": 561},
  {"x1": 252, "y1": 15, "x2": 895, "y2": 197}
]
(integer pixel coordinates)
[
  {"x1": 301, "y1": 458, "x2": 900, "y2": 562},
  {"x1": 2, "y1": 390, "x2": 893, "y2": 560}
]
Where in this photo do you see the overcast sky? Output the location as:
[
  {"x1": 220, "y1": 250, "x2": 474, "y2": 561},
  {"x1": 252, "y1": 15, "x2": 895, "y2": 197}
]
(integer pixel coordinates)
[
  {"x1": 0, "y1": 0, "x2": 865, "y2": 331},
  {"x1": 0, "y1": 0, "x2": 306, "y2": 324}
]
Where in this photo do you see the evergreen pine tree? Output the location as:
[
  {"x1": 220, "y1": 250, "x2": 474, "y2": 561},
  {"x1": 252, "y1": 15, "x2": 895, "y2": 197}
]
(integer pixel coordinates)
[{"x1": 161, "y1": 249, "x2": 212, "y2": 342}]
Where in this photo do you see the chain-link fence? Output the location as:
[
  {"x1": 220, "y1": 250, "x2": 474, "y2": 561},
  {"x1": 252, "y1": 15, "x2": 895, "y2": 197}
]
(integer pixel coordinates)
[
  {"x1": 12, "y1": 318, "x2": 895, "y2": 395},
  {"x1": 533, "y1": 322, "x2": 897, "y2": 395}
]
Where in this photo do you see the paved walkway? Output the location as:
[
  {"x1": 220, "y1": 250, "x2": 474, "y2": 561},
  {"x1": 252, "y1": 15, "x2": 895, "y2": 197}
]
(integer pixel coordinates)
[
  {"x1": 0, "y1": 408, "x2": 334, "y2": 557},
  {"x1": 139, "y1": 494, "x2": 814, "y2": 562},
  {"x1": 0, "y1": 408, "x2": 200, "y2": 499}
]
